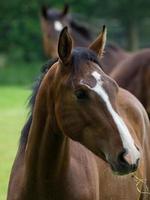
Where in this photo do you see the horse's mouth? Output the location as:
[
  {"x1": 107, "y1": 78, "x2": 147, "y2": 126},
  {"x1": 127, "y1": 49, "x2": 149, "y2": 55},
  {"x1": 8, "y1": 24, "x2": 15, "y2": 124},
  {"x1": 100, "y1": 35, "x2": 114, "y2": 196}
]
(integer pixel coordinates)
[
  {"x1": 96, "y1": 150, "x2": 138, "y2": 176},
  {"x1": 109, "y1": 161, "x2": 138, "y2": 176}
]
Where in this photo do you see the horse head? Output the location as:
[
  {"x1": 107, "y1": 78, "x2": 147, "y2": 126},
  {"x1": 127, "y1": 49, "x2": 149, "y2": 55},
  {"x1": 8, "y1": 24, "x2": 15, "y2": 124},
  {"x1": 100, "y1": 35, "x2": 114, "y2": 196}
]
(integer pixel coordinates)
[
  {"x1": 40, "y1": 4, "x2": 92, "y2": 58},
  {"x1": 48, "y1": 26, "x2": 140, "y2": 175}
]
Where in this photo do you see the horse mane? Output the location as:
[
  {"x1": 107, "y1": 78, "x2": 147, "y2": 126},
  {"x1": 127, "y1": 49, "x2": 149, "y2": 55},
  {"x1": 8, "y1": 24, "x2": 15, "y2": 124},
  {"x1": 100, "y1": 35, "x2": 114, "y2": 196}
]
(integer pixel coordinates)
[
  {"x1": 71, "y1": 47, "x2": 100, "y2": 74},
  {"x1": 70, "y1": 19, "x2": 92, "y2": 40},
  {"x1": 19, "y1": 58, "x2": 58, "y2": 148},
  {"x1": 105, "y1": 43, "x2": 125, "y2": 53},
  {"x1": 19, "y1": 48, "x2": 100, "y2": 148}
]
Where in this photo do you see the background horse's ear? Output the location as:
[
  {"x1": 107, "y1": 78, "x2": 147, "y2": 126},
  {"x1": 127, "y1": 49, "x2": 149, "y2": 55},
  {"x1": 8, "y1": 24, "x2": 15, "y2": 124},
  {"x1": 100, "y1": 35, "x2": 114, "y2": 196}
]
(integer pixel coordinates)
[
  {"x1": 41, "y1": 5, "x2": 48, "y2": 19},
  {"x1": 58, "y1": 27, "x2": 72, "y2": 64},
  {"x1": 89, "y1": 25, "x2": 107, "y2": 58},
  {"x1": 61, "y1": 4, "x2": 69, "y2": 17}
]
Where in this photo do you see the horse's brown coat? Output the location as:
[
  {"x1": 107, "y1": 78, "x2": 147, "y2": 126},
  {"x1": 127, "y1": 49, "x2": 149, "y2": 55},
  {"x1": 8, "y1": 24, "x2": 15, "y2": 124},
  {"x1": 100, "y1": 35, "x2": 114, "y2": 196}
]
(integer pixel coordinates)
[
  {"x1": 7, "y1": 27, "x2": 150, "y2": 200},
  {"x1": 111, "y1": 49, "x2": 150, "y2": 118}
]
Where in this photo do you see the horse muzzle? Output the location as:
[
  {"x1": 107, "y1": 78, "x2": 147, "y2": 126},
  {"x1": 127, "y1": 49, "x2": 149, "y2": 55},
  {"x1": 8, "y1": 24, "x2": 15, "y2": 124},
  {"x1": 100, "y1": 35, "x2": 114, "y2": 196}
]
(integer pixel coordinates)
[{"x1": 109, "y1": 149, "x2": 140, "y2": 175}]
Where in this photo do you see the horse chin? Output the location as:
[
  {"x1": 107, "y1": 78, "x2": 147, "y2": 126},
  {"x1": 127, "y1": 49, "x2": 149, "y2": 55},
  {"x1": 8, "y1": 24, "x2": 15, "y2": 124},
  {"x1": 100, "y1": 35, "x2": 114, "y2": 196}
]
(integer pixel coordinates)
[
  {"x1": 109, "y1": 162, "x2": 138, "y2": 176},
  {"x1": 95, "y1": 151, "x2": 138, "y2": 176}
]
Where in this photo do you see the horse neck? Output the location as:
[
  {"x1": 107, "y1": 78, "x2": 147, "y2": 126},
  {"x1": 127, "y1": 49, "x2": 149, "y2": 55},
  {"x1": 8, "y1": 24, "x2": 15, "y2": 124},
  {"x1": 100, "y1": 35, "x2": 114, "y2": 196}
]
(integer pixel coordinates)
[
  {"x1": 23, "y1": 74, "x2": 70, "y2": 196},
  {"x1": 111, "y1": 51, "x2": 147, "y2": 87},
  {"x1": 101, "y1": 45, "x2": 129, "y2": 74},
  {"x1": 111, "y1": 57, "x2": 137, "y2": 87}
]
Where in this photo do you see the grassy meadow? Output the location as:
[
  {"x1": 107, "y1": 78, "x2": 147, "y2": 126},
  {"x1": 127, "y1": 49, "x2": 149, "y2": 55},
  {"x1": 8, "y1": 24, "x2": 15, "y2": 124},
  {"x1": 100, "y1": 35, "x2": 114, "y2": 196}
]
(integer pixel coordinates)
[
  {"x1": 0, "y1": 86, "x2": 29, "y2": 199},
  {"x1": 0, "y1": 62, "x2": 42, "y2": 199}
]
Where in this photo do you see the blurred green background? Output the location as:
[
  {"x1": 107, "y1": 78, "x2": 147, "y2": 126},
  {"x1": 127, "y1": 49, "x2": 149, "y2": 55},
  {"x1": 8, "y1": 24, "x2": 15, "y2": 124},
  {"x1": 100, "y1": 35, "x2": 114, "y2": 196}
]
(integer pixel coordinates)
[{"x1": 0, "y1": 0, "x2": 150, "y2": 199}]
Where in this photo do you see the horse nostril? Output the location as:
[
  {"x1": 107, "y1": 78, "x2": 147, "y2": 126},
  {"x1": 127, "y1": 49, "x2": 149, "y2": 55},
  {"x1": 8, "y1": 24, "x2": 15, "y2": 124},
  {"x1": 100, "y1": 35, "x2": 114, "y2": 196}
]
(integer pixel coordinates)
[
  {"x1": 118, "y1": 149, "x2": 129, "y2": 165},
  {"x1": 132, "y1": 164, "x2": 137, "y2": 171}
]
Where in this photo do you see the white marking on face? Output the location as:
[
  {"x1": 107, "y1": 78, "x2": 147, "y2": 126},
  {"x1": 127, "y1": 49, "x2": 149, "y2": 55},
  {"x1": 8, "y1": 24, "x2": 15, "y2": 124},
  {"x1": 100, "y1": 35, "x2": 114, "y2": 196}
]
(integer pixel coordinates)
[
  {"x1": 81, "y1": 71, "x2": 140, "y2": 164},
  {"x1": 54, "y1": 21, "x2": 63, "y2": 31}
]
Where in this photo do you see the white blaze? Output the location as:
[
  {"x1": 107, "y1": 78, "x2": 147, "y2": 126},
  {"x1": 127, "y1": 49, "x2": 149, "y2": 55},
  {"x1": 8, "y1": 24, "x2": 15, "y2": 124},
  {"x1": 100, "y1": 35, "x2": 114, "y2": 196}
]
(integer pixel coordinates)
[
  {"x1": 54, "y1": 21, "x2": 63, "y2": 32},
  {"x1": 83, "y1": 71, "x2": 140, "y2": 164}
]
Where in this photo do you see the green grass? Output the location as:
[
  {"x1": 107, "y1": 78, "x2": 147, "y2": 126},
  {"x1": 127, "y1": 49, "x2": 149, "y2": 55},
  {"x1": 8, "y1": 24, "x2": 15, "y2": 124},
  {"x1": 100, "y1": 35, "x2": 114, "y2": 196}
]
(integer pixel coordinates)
[{"x1": 0, "y1": 86, "x2": 30, "y2": 200}]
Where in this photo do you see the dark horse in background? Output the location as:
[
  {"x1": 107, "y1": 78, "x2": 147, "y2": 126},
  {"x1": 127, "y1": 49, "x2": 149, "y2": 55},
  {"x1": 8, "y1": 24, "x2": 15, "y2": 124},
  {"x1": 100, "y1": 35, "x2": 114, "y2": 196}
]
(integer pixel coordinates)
[
  {"x1": 7, "y1": 26, "x2": 150, "y2": 200},
  {"x1": 111, "y1": 49, "x2": 150, "y2": 118},
  {"x1": 40, "y1": 4, "x2": 92, "y2": 57},
  {"x1": 40, "y1": 4, "x2": 129, "y2": 74}
]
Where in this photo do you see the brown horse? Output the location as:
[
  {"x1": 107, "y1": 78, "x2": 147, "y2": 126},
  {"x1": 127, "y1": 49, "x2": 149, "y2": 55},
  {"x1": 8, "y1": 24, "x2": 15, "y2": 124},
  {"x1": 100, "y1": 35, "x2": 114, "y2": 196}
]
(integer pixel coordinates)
[
  {"x1": 111, "y1": 49, "x2": 150, "y2": 118},
  {"x1": 7, "y1": 26, "x2": 150, "y2": 200},
  {"x1": 40, "y1": 4, "x2": 92, "y2": 58},
  {"x1": 40, "y1": 4, "x2": 129, "y2": 74}
]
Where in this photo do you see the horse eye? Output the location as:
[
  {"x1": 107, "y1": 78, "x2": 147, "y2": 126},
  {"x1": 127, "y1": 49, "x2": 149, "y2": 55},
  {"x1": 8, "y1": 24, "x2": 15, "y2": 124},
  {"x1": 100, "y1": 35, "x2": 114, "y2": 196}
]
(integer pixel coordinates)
[{"x1": 75, "y1": 89, "x2": 88, "y2": 100}]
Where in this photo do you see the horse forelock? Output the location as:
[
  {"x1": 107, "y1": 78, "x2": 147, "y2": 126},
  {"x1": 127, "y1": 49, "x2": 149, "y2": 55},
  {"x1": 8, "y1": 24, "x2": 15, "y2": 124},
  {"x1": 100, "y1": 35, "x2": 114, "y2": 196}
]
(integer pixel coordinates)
[{"x1": 71, "y1": 47, "x2": 101, "y2": 73}]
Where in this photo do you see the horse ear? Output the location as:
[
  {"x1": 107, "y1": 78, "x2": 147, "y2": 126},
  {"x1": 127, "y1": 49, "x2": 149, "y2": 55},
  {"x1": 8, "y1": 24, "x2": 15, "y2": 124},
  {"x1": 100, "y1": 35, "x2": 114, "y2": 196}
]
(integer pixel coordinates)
[
  {"x1": 61, "y1": 4, "x2": 69, "y2": 17},
  {"x1": 41, "y1": 5, "x2": 48, "y2": 19},
  {"x1": 89, "y1": 25, "x2": 107, "y2": 57},
  {"x1": 58, "y1": 27, "x2": 72, "y2": 64}
]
